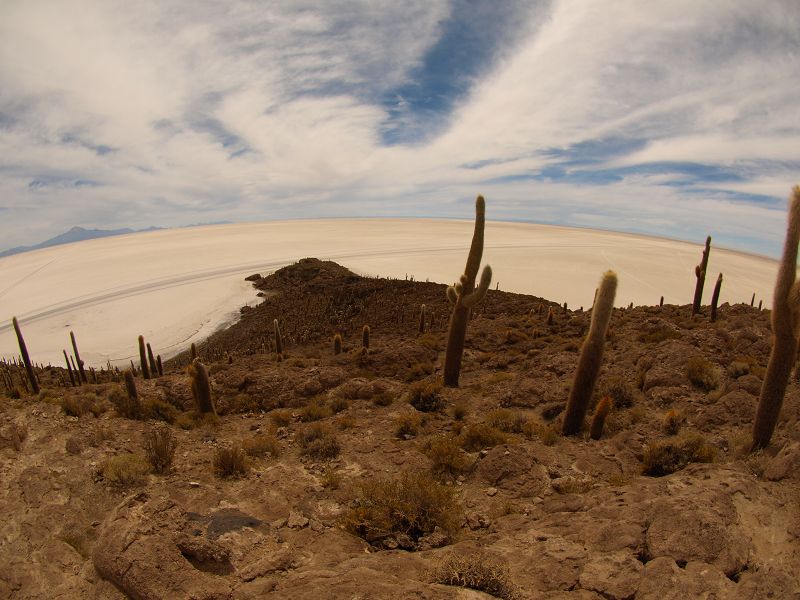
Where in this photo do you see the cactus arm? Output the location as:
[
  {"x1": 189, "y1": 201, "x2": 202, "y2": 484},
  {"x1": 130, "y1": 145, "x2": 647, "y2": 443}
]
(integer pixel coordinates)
[
  {"x1": 446, "y1": 286, "x2": 458, "y2": 304},
  {"x1": 463, "y1": 195, "x2": 486, "y2": 289},
  {"x1": 462, "y1": 265, "x2": 493, "y2": 309}
]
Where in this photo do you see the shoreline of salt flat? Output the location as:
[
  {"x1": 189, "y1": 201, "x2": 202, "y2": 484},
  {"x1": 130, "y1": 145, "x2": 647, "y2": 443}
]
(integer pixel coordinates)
[{"x1": 0, "y1": 219, "x2": 778, "y2": 368}]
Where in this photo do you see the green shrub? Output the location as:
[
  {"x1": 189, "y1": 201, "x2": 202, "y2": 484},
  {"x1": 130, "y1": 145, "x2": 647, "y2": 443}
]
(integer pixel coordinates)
[
  {"x1": 642, "y1": 433, "x2": 716, "y2": 476},
  {"x1": 409, "y1": 380, "x2": 445, "y2": 412},
  {"x1": 342, "y1": 471, "x2": 462, "y2": 549}
]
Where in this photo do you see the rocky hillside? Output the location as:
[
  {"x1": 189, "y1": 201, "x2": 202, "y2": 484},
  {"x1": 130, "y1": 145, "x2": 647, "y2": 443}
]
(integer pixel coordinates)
[{"x1": 1, "y1": 258, "x2": 798, "y2": 599}]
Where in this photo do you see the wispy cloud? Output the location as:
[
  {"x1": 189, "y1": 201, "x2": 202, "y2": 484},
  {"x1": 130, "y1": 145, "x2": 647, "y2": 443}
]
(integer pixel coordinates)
[{"x1": 0, "y1": 0, "x2": 798, "y2": 256}]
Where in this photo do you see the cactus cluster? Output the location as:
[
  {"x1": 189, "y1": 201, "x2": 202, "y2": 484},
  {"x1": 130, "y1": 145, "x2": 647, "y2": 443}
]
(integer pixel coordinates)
[{"x1": 443, "y1": 195, "x2": 492, "y2": 387}]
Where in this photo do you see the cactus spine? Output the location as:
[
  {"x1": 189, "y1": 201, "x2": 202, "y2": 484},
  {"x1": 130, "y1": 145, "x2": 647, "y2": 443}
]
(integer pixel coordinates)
[
  {"x1": 562, "y1": 271, "x2": 617, "y2": 436},
  {"x1": 751, "y1": 186, "x2": 800, "y2": 450},
  {"x1": 589, "y1": 396, "x2": 612, "y2": 440},
  {"x1": 443, "y1": 195, "x2": 492, "y2": 387},
  {"x1": 189, "y1": 358, "x2": 215, "y2": 414},
  {"x1": 138, "y1": 335, "x2": 151, "y2": 380},
  {"x1": 12, "y1": 317, "x2": 39, "y2": 395},
  {"x1": 692, "y1": 236, "x2": 711, "y2": 315},
  {"x1": 710, "y1": 273, "x2": 723, "y2": 323},
  {"x1": 70, "y1": 330, "x2": 88, "y2": 383}
]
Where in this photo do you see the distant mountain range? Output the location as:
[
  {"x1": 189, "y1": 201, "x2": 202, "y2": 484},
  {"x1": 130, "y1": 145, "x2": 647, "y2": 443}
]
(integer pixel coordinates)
[{"x1": 0, "y1": 226, "x2": 162, "y2": 258}]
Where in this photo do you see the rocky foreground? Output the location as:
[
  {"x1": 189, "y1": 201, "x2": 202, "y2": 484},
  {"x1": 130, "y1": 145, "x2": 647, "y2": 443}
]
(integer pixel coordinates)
[{"x1": 1, "y1": 258, "x2": 798, "y2": 599}]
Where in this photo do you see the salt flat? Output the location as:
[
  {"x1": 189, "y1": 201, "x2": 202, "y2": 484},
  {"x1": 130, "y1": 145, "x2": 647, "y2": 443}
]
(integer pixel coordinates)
[{"x1": 0, "y1": 219, "x2": 777, "y2": 368}]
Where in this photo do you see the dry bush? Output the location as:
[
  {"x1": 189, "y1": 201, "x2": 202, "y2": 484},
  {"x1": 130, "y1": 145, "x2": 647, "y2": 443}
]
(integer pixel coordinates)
[
  {"x1": 372, "y1": 391, "x2": 393, "y2": 406},
  {"x1": 102, "y1": 454, "x2": 150, "y2": 487},
  {"x1": 642, "y1": 433, "x2": 716, "y2": 476},
  {"x1": 342, "y1": 471, "x2": 462, "y2": 549},
  {"x1": 638, "y1": 328, "x2": 681, "y2": 343},
  {"x1": 143, "y1": 426, "x2": 177, "y2": 474},
  {"x1": 141, "y1": 399, "x2": 178, "y2": 424},
  {"x1": 300, "y1": 400, "x2": 332, "y2": 422},
  {"x1": 242, "y1": 434, "x2": 281, "y2": 458},
  {"x1": 321, "y1": 467, "x2": 341, "y2": 490},
  {"x1": 599, "y1": 376, "x2": 636, "y2": 409},
  {"x1": 298, "y1": 423, "x2": 341, "y2": 460},
  {"x1": 409, "y1": 380, "x2": 445, "y2": 412},
  {"x1": 686, "y1": 357, "x2": 720, "y2": 391},
  {"x1": 108, "y1": 388, "x2": 141, "y2": 419},
  {"x1": 270, "y1": 408, "x2": 293, "y2": 427},
  {"x1": 661, "y1": 409, "x2": 684, "y2": 435},
  {"x1": 424, "y1": 435, "x2": 469, "y2": 476},
  {"x1": 460, "y1": 424, "x2": 507, "y2": 452},
  {"x1": 213, "y1": 444, "x2": 249, "y2": 478},
  {"x1": 61, "y1": 393, "x2": 105, "y2": 418},
  {"x1": 395, "y1": 412, "x2": 422, "y2": 438},
  {"x1": 405, "y1": 361, "x2": 435, "y2": 382},
  {"x1": 485, "y1": 408, "x2": 526, "y2": 433},
  {"x1": 337, "y1": 414, "x2": 357, "y2": 429},
  {"x1": 65, "y1": 436, "x2": 83, "y2": 455},
  {"x1": 522, "y1": 421, "x2": 558, "y2": 446},
  {"x1": 329, "y1": 396, "x2": 349, "y2": 413},
  {"x1": 451, "y1": 400, "x2": 468, "y2": 421},
  {"x1": 430, "y1": 552, "x2": 521, "y2": 600}
]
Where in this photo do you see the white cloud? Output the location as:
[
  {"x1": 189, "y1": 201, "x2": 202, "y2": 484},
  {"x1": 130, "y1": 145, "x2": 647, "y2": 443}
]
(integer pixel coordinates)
[{"x1": 0, "y1": 0, "x2": 798, "y2": 256}]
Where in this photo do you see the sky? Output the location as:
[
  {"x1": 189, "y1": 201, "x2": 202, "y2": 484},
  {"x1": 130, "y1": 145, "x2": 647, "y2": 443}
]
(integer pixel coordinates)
[{"x1": 1, "y1": 0, "x2": 798, "y2": 257}]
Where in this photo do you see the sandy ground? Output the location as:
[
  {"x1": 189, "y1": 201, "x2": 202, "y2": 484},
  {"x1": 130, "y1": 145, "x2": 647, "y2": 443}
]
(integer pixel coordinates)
[{"x1": 0, "y1": 219, "x2": 777, "y2": 367}]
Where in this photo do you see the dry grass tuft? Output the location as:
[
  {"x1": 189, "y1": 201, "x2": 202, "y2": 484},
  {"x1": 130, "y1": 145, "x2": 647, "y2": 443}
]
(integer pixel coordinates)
[
  {"x1": 213, "y1": 444, "x2": 249, "y2": 478},
  {"x1": 298, "y1": 423, "x2": 341, "y2": 460},
  {"x1": 460, "y1": 423, "x2": 507, "y2": 452},
  {"x1": 101, "y1": 454, "x2": 150, "y2": 487},
  {"x1": 485, "y1": 408, "x2": 527, "y2": 433},
  {"x1": 430, "y1": 552, "x2": 521, "y2": 600},
  {"x1": 424, "y1": 435, "x2": 470, "y2": 476},
  {"x1": 143, "y1": 425, "x2": 177, "y2": 474},
  {"x1": 408, "y1": 379, "x2": 445, "y2": 412},
  {"x1": 685, "y1": 357, "x2": 720, "y2": 391},
  {"x1": 395, "y1": 412, "x2": 422, "y2": 438},
  {"x1": 242, "y1": 434, "x2": 281, "y2": 458},
  {"x1": 342, "y1": 471, "x2": 462, "y2": 549},
  {"x1": 642, "y1": 433, "x2": 716, "y2": 476}
]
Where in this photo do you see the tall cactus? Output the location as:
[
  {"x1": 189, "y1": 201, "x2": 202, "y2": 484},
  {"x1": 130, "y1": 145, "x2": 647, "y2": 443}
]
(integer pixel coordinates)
[
  {"x1": 12, "y1": 317, "x2": 39, "y2": 395},
  {"x1": 710, "y1": 273, "x2": 723, "y2": 323},
  {"x1": 751, "y1": 186, "x2": 800, "y2": 450},
  {"x1": 146, "y1": 343, "x2": 158, "y2": 378},
  {"x1": 443, "y1": 195, "x2": 492, "y2": 387},
  {"x1": 70, "y1": 330, "x2": 88, "y2": 383},
  {"x1": 63, "y1": 349, "x2": 76, "y2": 387},
  {"x1": 188, "y1": 358, "x2": 215, "y2": 414},
  {"x1": 138, "y1": 335, "x2": 151, "y2": 380},
  {"x1": 362, "y1": 325, "x2": 370, "y2": 349},
  {"x1": 562, "y1": 271, "x2": 617, "y2": 436},
  {"x1": 274, "y1": 319, "x2": 283, "y2": 355},
  {"x1": 692, "y1": 236, "x2": 711, "y2": 315}
]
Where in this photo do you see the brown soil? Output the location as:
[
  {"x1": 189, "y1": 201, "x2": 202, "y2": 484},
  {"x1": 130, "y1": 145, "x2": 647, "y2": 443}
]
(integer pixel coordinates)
[{"x1": 1, "y1": 258, "x2": 798, "y2": 599}]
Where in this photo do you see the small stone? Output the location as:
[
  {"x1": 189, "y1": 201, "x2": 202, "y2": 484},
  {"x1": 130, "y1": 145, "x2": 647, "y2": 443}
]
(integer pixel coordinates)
[
  {"x1": 188, "y1": 481, "x2": 200, "y2": 488},
  {"x1": 480, "y1": 450, "x2": 489, "y2": 458},
  {"x1": 287, "y1": 512, "x2": 309, "y2": 529},
  {"x1": 309, "y1": 519, "x2": 324, "y2": 532},
  {"x1": 486, "y1": 487, "x2": 498, "y2": 497},
  {"x1": 271, "y1": 517, "x2": 287, "y2": 529},
  {"x1": 91, "y1": 521, "x2": 100, "y2": 527}
]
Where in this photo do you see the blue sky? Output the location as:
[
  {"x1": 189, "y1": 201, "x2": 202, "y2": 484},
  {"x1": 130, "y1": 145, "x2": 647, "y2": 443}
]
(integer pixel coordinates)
[{"x1": 0, "y1": 0, "x2": 798, "y2": 256}]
